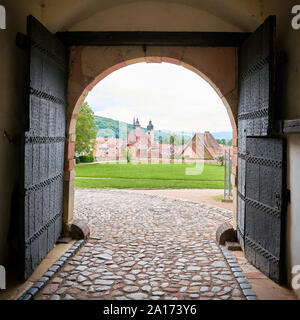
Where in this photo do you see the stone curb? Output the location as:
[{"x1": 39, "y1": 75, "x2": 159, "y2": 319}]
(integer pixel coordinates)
[
  {"x1": 220, "y1": 246, "x2": 258, "y2": 300},
  {"x1": 18, "y1": 240, "x2": 86, "y2": 301}
]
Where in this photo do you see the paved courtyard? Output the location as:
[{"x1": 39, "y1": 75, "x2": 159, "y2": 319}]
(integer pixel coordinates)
[{"x1": 34, "y1": 189, "x2": 245, "y2": 300}]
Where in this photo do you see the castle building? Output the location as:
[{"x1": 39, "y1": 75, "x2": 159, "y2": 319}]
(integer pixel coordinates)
[{"x1": 128, "y1": 118, "x2": 158, "y2": 159}]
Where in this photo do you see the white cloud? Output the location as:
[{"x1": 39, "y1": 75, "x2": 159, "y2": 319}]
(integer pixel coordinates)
[{"x1": 85, "y1": 62, "x2": 232, "y2": 133}]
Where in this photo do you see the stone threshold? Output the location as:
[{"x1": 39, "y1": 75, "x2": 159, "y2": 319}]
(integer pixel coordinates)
[
  {"x1": 18, "y1": 240, "x2": 85, "y2": 300},
  {"x1": 219, "y1": 245, "x2": 258, "y2": 300}
]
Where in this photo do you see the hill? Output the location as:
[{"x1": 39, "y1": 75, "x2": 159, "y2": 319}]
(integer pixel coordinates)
[
  {"x1": 94, "y1": 115, "x2": 192, "y2": 145},
  {"x1": 211, "y1": 131, "x2": 232, "y2": 140},
  {"x1": 94, "y1": 115, "x2": 232, "y2": 145}
]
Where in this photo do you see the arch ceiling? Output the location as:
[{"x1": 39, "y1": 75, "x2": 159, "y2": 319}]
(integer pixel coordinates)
[{"x1": 34, "y1": 0, "x2": 268, "y2": 33}]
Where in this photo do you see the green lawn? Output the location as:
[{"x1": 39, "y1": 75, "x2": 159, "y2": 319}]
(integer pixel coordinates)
[{"x1": 74, "y1": 162, "x2": 225, "y2": 189}]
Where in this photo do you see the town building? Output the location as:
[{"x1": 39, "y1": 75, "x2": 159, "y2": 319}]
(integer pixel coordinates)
[
  {"x1": 94, "y1": 119, "x2": 224, "y2": 163},
  {"x1": 127, "y1": 118, "x2": 161, "y2": 159},
  {"x1": 180, "y1": 132, "x2": 224, "y2": 160},
  {"x1": 93, "y1": 137, "x2": 126, "y2": 160}
]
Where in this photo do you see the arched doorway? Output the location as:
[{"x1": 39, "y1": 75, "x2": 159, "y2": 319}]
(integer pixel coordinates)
[{"x1": 63, "y1": 47, "x2": 239, "y2": 233}]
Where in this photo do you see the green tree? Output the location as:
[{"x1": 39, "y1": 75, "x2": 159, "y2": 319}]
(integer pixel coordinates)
[
  {"x1": 170, "y1": 135, "x2": 175, "y2": 162},
  {"x1": 75, "y1": 102, "x2": 98, "y2": 156},
  {"x1": 121, "y1": 148, "x2": 133, "y2": 163},
  {"x1": 216, "y1": 138, "x2": 232, "y2": 146}
]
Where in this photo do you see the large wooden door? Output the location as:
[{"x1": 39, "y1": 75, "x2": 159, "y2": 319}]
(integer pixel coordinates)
[
  {"x1": 237, "y1": 16, "x2": 287, "y2": 283},
  {"x1": 21, "y1": 16, "x2": 68, "y2": 279}
]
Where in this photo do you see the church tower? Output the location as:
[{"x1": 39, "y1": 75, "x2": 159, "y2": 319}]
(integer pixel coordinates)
[
  {"x1": 133, "y1": 116, "x2": 136, "y2": 130},
  {"x1": 135, "y1": 117, "x2": 141, "y2": 128},
  {"x1": 147, "y1": 120, "x2": 154, "y2": 144}
]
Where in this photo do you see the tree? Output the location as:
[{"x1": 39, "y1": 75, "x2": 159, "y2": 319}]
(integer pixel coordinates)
[
  {"x1": 75, "y1": 102, "x2": 98, "y2": 156},
  {"x1": 122, "y1": 148, "x2": 133, "y2": 163},
  {"x1": 170, "y1": 135, "x2": 175, "y2": 162},
  {"x1": 216, "y1": 155, "x2": 224, "y2": 166},
  {"x1": 216, "y1": 138, "x2": 232, "y2": 146}
]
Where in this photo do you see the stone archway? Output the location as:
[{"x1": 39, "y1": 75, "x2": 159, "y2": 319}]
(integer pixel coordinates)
[{"x1": 63, "y1": 45, "x2": 238, "y2": 233}]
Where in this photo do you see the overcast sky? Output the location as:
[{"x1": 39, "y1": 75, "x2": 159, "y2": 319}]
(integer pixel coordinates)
[{"x1": 85, "y1": 62, "x2": 232, "y2": 133}]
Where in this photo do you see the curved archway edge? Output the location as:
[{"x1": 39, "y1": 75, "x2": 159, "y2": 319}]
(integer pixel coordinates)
[{"x1": 63, "y1": 45, "x2": 239, "y2": 232}]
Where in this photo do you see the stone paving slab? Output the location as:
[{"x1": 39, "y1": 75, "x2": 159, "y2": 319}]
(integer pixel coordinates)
[{"x1": 34, "y1": 189, "x2": 245, "y2": 300}]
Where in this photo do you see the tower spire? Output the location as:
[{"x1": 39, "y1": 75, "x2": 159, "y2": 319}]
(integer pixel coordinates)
[
  {"x1": 147, "y1": 120, "x2": 154, "y2": 131},
  {"x1": 135, "y1": 117, "x2": 140, "y2": 128}
]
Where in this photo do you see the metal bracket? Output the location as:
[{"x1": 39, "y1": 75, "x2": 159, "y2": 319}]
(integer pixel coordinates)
[{"x1": 283, "y1": 119, "x2": 300, "y2": 134}]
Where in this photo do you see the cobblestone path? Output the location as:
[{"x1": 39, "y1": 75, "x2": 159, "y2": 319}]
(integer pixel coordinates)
[{"x1": 35, "y1": 189, "x2": 245, "y2": 300}]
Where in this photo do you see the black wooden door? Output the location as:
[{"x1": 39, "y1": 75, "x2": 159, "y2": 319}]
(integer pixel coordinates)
[
  {"x1": 237, "y1": 16, "x2": 277, "y2": 250},
  {"x1": 237, "y1": 16, "x2": 287, "y2": 283},
  {"x1": 21, "y1": 16, "x2": 68, "y2": 279}
]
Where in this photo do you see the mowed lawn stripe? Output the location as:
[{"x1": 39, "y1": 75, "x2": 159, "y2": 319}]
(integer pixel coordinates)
[
  {"x1": 74, "y1": 163, "x2": 225, "y2": 189},
  {"x1": 74, "y1": 178, "x2": 224, "y2": 189},
  {"x1": 75, "y1": 163, "x2": 224, "y2": 181}
]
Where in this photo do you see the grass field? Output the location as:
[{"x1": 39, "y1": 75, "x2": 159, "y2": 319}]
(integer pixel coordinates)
[{"x1": 74, "y1": 162, "x2": 225, "y2": 189}]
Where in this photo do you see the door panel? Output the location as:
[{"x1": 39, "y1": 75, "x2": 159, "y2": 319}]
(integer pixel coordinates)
[
  {"x1": 237, "y1": 16, "x2": 286, "y2": 283},
  {"x1": 22, "y1": 15, "x2": 68, "y2": 279},
  {"x1": 238, "y1": 16, "x2": 276, "y2": 137},
  {"x1": 244, "y1": 138, "x2": 286, "y2": 283},
  {"x1": 237, "y1": 16, "x2": 276, "y2": 250}
]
